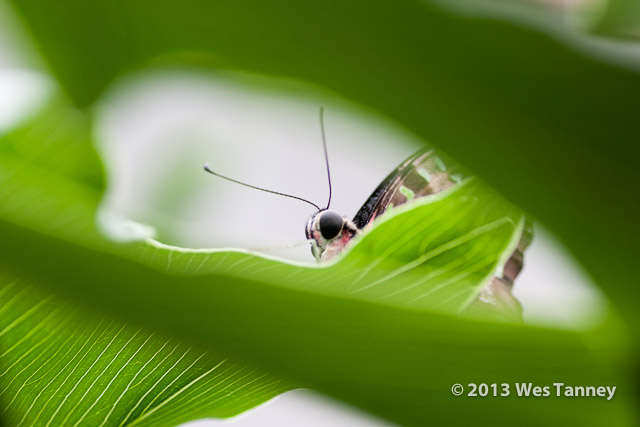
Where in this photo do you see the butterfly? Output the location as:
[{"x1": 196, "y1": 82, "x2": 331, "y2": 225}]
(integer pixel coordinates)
[
  {"x1": 204, "y1": 109, "x2": 531, "y2": 319},
  {"x1": 305, "y1": 147, "x2": 465, "y2": 262}
]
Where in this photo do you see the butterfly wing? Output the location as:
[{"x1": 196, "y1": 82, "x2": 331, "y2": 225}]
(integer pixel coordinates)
[
  {"x1": 349, "y1": 147, "x2": 532, "y2": 321},
  {"x1": 353, "y1": 148, "x2": 464, "y2": 229}
]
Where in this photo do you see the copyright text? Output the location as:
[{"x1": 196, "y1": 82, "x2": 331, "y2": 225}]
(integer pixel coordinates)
[{"x1": 450, "y1": 383, "x2": 616, "y2": 400}]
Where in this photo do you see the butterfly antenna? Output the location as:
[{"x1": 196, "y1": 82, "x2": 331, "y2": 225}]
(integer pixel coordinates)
[
  {"x1": 320, "y1": 107, "x2": 333, "y2": 209},
  {"x1": 203, "y1": 163, "x2": 321, "y2": 210}
]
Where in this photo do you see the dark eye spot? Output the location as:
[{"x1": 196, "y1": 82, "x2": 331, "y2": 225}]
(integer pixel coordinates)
[{"x1": 319, "y1": 210, "x2": 343, "y2": 240}]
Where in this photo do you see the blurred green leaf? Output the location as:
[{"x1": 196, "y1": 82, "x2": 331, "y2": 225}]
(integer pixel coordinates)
[
  {"x1": 0, "y1": 186, "x2": 635, "y2": 426},
  {"x1": 0, "y1": 103, "x2": 288, "y2": 426},
  {"x1": 0, "y1": 95, "x2": 104, "y2": 190},
  {"x1": 0, "y1": 102, "x2": 636, "y2": 426},
  {"x1": 577, "y1": 0, "x2": 640, "y2": 38},
  {"x1": 6, "y1": 0, "x2": 640, "y2": 339},
  {"x1": 1, "y1": 1, "x2": 640, "y2": 425}
]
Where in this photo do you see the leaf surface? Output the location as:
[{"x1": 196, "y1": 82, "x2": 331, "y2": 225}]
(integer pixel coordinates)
[
  {"x1": 8, "y1": 0, "x2": 640, "y2": 335},
  {"x1": 0, "y1": 106, "x2": 635, "y2": 426},
  {"x1": 0, "y1": 103, "x2": 289, "y2": 427}
]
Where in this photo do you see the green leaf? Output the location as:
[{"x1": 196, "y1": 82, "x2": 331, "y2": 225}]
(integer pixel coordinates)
[
  {"x1": 137, "y1": 179, "x2": 523, "y2": 316},
  {"x1": 2, "y1": 2, "x2": 639, "y2": 424},
  {"x1": 8, "y1": 0, "x2": 640, "y2": 340},
  {"x1": 0, "y1": 102, "x2": 289, "y2": 426},
  {"x1": 579, "y1": 0, "x2": 640, "y2": 38},
  {"x1": 0, "y1": 106, "x2": 636, "y2": 425},
  {"x1": 0, "y1": 193, "x2": 635, "y2": 426},
  {"x1": 0, "y1": 95, "x2": 104, "y2": 191},
  {"x1": 0, "y1": 276, "x2": 287, "y2": 427}
]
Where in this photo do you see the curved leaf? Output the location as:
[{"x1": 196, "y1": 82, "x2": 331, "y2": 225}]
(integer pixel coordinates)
[
  {"x1": 0, "y1": 118, "x2": 635, "y2": 425},
  {"x1": 0, "y1": 102, "x2": 289, "y2": 426},
  {"x1": 0, "y1": 276, "x2": 287, "y2": 427},
  {"x1": 8, "y1": 0, "x2": 640, "y2": 338},
  {"x1": 137, "y1": 179, "x2": 523, "y2": 315}
]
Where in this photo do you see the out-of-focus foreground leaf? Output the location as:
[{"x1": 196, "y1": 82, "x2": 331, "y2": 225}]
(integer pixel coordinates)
[
  {"x1": 0, "y1": 100, "x2": 636, "y2": 426},
  {"x1": 0, "y1": 101, "x2": 289, "y2": 426},
  {"x1": 7, "y1": 0, "x2": 640, "y2": 341},
  {"x1": 583, "y1": 0, "x2": 640, "y2": 38},
  {"x1": 0, "y1": 101, "x2": 524, "y2": 426}
]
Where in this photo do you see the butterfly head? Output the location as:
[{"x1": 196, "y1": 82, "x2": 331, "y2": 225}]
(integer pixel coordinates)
[
  {"x1": 204, "y1": 107, "x2": 356, "y2": 261},
  {"x1": 305, "y1": 209, "x2": 358, "y2": 261}
]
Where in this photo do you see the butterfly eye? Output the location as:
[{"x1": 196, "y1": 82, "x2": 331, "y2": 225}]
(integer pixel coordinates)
[{"x1": 319, "y1": 209, "x2": 343, "y2": 240}]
